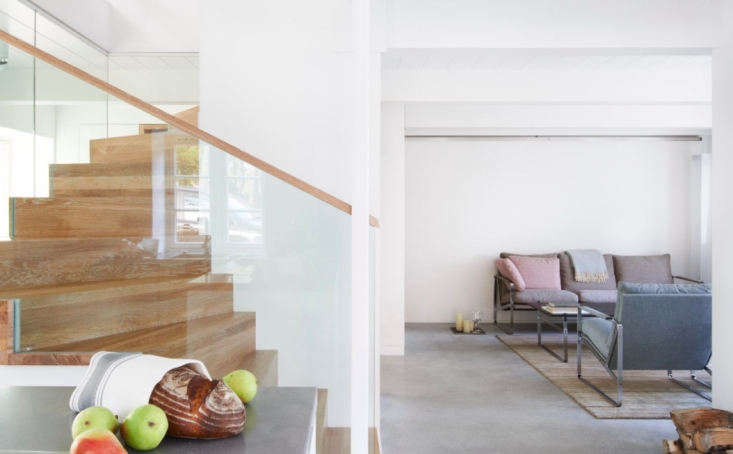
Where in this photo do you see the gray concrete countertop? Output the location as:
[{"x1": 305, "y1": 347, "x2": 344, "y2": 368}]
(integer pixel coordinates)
[{"x1": 0, "y1": 386, "x2": 316, "y2": 454}]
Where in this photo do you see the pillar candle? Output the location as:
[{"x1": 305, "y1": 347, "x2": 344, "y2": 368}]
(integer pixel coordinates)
[
  {"x1": 456, "y1": 313, "x2": 464, "y2": 331},
  {"x1": 463, "y1": 319, "x2": 474, "y2": 333}
]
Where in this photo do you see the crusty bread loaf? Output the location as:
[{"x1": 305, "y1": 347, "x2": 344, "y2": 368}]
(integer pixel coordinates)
[{"x1": 149, "y1": 365, "x2": 245, "y2": 439}]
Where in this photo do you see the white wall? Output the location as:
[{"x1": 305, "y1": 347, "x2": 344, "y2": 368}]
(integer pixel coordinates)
[
  {"x1": 405, "y1": 137, "x2": 703, "y2": 323},
  {"x1": 199, "y1": 1, "x2": 358, "y2": 203},
  {"x1": 379, "y1": 103, "x2": 405, "y2": 355}
]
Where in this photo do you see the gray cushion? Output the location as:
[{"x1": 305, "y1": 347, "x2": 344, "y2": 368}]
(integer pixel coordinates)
[
  {"x1": 582, "y1": 317, "x2": 615, "y2": 358},
  {"x1": 618, "y1": 282, "x2": 711, "y2": 295},
  {"x1": 499, "y1": 252, "x2": 559, "y2": 259},
  {"x1": 512, "y1": 289, "x2": 578, "y2": 305},
  {"x1": 560, "y1": 252, "x2": 616, "y2": 291},
  {"x1": 578, "y1": 290, "x2": 617, "y2": 304},
  {"x1": 612, "y1": 254, "x2": 674, "y2": 284}
]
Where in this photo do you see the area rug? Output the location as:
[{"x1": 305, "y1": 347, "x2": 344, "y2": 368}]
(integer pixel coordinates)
[{"x1": 496, "y1": 333, "x2": 711, "y2": 419}]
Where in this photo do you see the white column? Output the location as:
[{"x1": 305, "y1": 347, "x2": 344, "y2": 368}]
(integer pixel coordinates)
[
  {"x1": 379, "y1": 102, "x2": 405, "y2": 355},
  {"x1": 351, "y1": 0, "x2": 371, "y2": 450},
  {"x1": 712, "y1": 0, "x2": 733, "y2": 411}
]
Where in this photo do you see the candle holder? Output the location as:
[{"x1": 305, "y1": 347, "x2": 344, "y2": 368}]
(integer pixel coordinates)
[{"x1": 450, "y1": 311, "x2": 487, "y2": 335}]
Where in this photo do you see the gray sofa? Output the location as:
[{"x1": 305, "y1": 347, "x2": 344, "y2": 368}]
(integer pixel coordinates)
[
  {"x1": 493, "y1": 252, "x2": 701, "y2": 333},
  {"x1": 578, "y1": 282, "x2": 712, "y2": 406}
]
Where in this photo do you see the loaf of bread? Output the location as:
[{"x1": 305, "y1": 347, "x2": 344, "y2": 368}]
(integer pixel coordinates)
[{"x1": 149, "y1": 365, "x2": 246, "y2": 439}]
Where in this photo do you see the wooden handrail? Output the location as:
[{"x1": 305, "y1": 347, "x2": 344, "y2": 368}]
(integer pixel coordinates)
[{"x1": 0, "y1": 29, "x2": 381, "y2": 228}]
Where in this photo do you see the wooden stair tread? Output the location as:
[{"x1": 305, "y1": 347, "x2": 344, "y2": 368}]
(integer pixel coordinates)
[
  {"x1": 51, "y1": 162, "x2": 153, "y2": 177},
  {"x1": 11, "y1": 197, "x2": 154, "y2": 239},
  {"x1": 34, "y1": 312, "x2": 255, "y2": 378},
  {"x1": 0, "y1": 237, "x2": 210, "y2": 292},
  {"x1": 0, "y1": 273, "x2": 228, "y2": 299},
  {"x1": 239, "y1": 350, "x2": 278, "y2": 387}
]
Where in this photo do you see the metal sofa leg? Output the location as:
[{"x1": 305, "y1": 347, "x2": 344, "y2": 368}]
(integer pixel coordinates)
[
  {"x1": 668, "y1": 370, "x2": 712, "y2": 401},
  {"x1": 692, "y1": 371, "x2": 712, "y2": 389},
  {"x1": 509, "y1": 297, "x2": 514, "y2": 334},
  {"x1": 493, "y1": 277, "x2": 498, "y2": 325},
  {"x1": 577, "y1": 323, "x2": 623, "y2": 407}
]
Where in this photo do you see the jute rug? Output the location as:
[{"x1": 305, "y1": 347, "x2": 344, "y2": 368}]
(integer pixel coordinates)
[{"x1": 496, "y1": 333, "x2": 711, "y2": 419}]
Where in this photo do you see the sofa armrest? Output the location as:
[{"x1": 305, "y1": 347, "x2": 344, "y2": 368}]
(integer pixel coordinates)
[
  {"x1": 673, "y1": 275, "x2": 704, "y2": 284},
  {"x1": 494, "y1": 273, "x2": 515, "y2": 290}
]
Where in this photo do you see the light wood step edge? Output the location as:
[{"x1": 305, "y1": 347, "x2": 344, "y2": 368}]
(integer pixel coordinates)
[
  {"x1": 239, "y1": 350, "x2": 278, "y2": 387},
  {"x1": 322, "y1": 428, "x2": 381, "y2": 454},
  {"x1": 317, "y1": 389, "x2": 328, "y2": 454}
]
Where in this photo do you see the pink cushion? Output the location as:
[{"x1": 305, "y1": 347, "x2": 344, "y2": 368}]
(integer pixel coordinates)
[
  {"x1": 495, "y1": 258, "x2": 526, "y2": 291},
  {"x1": 508, "y1": 256, "x2": 561, "y2": 290}
]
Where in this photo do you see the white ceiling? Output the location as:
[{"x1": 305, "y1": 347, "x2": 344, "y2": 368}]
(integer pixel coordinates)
[
  {"x1": 29, "y1": 0, "x2": 200, "y2": 53},
  {"x1": 382, "y1": 48, "x2": 712, "y2": 72}
]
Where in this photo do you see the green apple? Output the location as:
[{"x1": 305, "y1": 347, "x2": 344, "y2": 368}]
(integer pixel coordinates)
[
  {"x1": 223, "y1": 369, "x2": 258, "y2": 404},
  {"x1": 120, "y1": 404, "x2": 168, "y2": 451},
  {"x1": 71, "y1": 406, "x2": 119, "y2": 439},
  {"x1": 69, "y1": 428, "x2": 127, "y2": 454}
]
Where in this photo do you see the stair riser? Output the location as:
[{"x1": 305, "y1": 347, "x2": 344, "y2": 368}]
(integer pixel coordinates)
[
  {"x1": 51, "y1": 163, "x2": 166, "y2": 198},
  {"x1": 11, "y1": 197, "x2": 154, "y2": 239},
  {"x1": 20, "y1": 281, "x2": 233, "y2": 351},
  {"x1": 0, "y1": 238, "x2": 210, "y2": 293},
  {"x1": 90, "y1": 133, "x2": 197, "y2": 164}
]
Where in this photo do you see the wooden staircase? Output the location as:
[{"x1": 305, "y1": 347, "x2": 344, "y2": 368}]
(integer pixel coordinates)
[{"x1": 0, "y1": 111, "x2": 274, "y2": 379}]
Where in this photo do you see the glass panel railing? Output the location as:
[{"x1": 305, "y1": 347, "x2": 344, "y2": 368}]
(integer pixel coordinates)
[
  {"x1": 0, "y1": 16, "x2": 33, "y2": 241},
  {"x1": 108, "y1": 53, "x2": 199, "y2": 115},
  {"x1": 0, "y1": 0, "x2": 34, "y2": 43},
  {"x1": 34, "y1": 12, "x2": 108, "y2": 80},
  {"x1": 0, "y1": 34, "x2": 357, "y2": 450}
]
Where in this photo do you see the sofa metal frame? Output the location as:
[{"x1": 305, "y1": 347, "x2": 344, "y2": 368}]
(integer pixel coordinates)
[{"x1": 493, "y1": 274, "x2": 537, "y2": 335}]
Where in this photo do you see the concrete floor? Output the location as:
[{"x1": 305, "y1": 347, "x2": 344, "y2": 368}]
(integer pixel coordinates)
[{"x1": 381, "y1": 323, "x2": 677, "y2": 453}]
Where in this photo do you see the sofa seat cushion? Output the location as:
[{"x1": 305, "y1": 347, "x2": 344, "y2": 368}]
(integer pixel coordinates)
[
  {"x1": 612, "y1": 254, "x2": 674, "y2": 284},
  {"x1": 582, "y1": 317, "x2": 615, "y2": 358},
  {"x1": 560, "y1": 252, "x2": 616, "y2": 292},
  {"x1": 512, "y1": 289, "x2": 578, "y2": 305},
  {"x1": 578, "y1": 290, "x2": 617, "y2": 304}
]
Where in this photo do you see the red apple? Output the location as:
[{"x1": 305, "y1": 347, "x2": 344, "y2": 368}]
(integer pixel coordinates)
[{"x1": 70, "y1": 428, "x2": 127, "y2": 454}]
